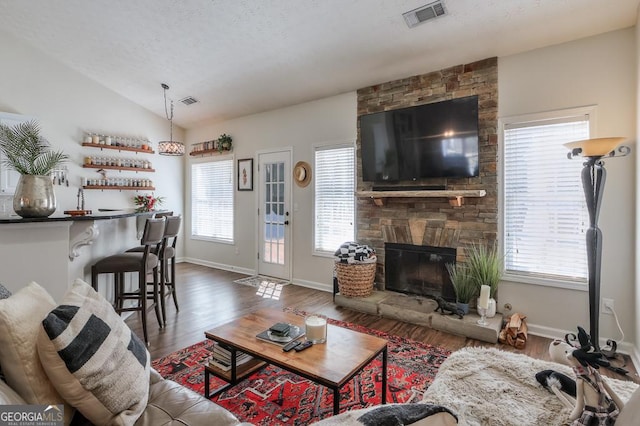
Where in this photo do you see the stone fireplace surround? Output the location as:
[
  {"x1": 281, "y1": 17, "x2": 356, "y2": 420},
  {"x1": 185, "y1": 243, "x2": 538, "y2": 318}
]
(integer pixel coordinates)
[{"x1": 334, "y1": 57, "x2": 502, "y2": 342}]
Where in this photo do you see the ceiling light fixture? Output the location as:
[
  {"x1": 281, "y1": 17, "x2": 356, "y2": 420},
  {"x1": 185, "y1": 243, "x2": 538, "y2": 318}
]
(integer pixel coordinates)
[{"x1": 158, "y1": 83, "x2": 185, "y2": 156}]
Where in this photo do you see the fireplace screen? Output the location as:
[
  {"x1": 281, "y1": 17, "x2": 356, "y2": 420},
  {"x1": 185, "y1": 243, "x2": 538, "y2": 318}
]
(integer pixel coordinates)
[{"x1": 385, "y1": 243, "x2": 456, "y2": 301}]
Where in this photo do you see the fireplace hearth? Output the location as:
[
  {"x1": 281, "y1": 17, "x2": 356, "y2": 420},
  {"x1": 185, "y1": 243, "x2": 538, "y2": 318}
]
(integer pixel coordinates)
[{"x1": 385, "y1": 243, "x2": 456, "y2": 301}]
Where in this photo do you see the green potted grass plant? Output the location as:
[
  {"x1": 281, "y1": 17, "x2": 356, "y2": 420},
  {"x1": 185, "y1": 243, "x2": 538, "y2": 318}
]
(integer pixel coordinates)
[
  {"x1": 0, "y1": 120, "x2": 68, "y2": 217},
  {"x1": 446, "y1": 262, "x2": 476, "y2": 314},
  {"x1": 466, "y1": 242, "x2": 504, "y2": 317}
]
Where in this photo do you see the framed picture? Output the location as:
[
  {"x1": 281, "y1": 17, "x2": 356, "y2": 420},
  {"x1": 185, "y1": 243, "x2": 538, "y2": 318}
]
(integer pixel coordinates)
[{"x1": 237, "y1": 158, "x2": 253, "y2": 191}]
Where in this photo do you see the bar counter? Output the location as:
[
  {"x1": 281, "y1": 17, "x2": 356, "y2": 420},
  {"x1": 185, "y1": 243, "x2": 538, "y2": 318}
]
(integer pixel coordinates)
[
  {"x1": 0, "y1": 209, "x2": 154, "y2": 301},
  {"x1": 0, "y1": 209, "x2": 143, "y2": 223}
]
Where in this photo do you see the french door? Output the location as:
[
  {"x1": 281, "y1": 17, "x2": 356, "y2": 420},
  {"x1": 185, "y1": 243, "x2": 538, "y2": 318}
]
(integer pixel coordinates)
[{"x1": 257, "y1": 150, "x2": 291, "y2": 280}]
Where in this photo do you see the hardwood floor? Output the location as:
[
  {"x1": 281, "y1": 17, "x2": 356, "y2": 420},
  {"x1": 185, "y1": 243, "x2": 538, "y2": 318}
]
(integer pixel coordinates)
[{"x1": 126, "y1": 262, "x2": 637, "y2": 381}]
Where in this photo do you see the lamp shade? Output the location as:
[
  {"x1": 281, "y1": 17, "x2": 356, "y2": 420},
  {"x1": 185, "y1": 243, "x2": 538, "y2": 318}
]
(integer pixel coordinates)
[
  {"x1": 564, "y1": 137, "x2": 626, "y2": 157},
  {"x1": 158, "y1": 141, "x2": 185, "y2": 156}
]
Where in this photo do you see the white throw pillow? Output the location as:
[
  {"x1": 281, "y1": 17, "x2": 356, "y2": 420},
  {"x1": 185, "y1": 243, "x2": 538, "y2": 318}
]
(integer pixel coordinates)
[
  {"x1": 0, "y1": 282, "x2": 73, "y2": 423},
  {"x1": 37, "y1": 279, "x2": 150, "y2": 426}
]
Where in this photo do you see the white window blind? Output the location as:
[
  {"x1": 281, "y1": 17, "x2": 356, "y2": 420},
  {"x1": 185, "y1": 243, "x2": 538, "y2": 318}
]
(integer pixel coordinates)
[
  {"x1": 503, "y1": 115, "x2": 590, "y2": 282},
  {"x1": 314, "y1": 145, "x2": 355, "y2": 253},
  {"x1": 191, "y1": 159, "x2": 234, "y2": 243}
]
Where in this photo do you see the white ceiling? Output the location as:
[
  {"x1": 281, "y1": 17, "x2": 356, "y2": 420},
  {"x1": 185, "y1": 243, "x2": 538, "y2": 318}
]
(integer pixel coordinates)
[{"x1": 0, "y1": 0, "x2": 637, "y2": 128}]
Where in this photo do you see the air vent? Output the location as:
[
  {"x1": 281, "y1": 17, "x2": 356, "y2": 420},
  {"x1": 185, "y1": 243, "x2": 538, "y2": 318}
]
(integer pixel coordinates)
[
  {"x1": 403, "y1": 1, "x2": 446, "y2": 28},
  {"x1": 180, "y1": 96, "x2": 198, "y2": 105}
]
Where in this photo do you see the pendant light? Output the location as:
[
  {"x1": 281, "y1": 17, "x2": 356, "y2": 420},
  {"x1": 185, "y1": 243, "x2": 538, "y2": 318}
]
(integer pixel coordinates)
[{"x1": 158, "y1": 83, "x2": 185, "y2": 156}]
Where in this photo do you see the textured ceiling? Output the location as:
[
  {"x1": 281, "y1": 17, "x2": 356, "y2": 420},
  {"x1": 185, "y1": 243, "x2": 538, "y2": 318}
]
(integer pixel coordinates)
[{"x1": 0, "y1": 0, "x2": 637, "y2": 128}]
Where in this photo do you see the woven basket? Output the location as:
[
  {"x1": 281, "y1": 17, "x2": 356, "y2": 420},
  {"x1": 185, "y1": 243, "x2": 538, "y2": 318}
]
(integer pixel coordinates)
[{"x1": 335, "y1": 262, "x2": 376, "y2": 297}]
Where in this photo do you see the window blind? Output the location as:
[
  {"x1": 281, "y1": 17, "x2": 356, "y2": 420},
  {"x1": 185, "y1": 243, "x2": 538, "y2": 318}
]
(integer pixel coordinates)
[
  {"x1": 503, "y1": 116, "x2": 589, "y2": 281},
  {"x1": 314, "y1": 146, "x2": 355, "y2": 253},
  {"x1": 191, "y1": 159, "x2": 234, "y2": 243}
]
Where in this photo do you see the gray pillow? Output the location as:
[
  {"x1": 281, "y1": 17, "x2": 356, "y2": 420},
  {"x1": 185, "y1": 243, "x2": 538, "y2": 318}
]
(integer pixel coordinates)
[{"x1": 0, "y1": 283, "x2": 11, "y2": 300}]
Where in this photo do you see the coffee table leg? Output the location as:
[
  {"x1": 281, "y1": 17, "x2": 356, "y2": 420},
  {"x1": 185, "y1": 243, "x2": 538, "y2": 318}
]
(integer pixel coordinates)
[
  {"x1": 333, "y1": 387, "x2": 340, "y2": 414},
  {"x1": 204, "y1": 367, "x2": 210, "y2": 398},
  {"x1": 381, "y1": 345, "x2": 387, "y2": 405}
]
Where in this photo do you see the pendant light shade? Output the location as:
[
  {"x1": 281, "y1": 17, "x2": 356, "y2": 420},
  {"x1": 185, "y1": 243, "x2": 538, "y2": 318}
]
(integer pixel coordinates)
[
  {"x1": 159, "y1": 83, "x2": 185, "y2": 156},
  {"x1": 158, "y1": 141, "x2": 185, "y2": 156}
]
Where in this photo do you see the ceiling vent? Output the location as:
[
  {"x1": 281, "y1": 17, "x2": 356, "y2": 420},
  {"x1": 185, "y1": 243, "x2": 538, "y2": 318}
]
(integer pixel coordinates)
[
  {"x1": 403, "y1": 1, "x2": 446, "y2": 28},
  {"x1": 180, "y1": 96, "x2": 198, "y2": 105}
]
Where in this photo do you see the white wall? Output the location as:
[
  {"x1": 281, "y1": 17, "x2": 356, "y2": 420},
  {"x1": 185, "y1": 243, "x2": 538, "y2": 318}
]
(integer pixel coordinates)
[
  {"x1": 635, "y1": 11, "x2": 640, "y2": 360},
  {"x1": 0, "y1": 29, "x2": 185, "y2": 261},
  {"x1": 0, "y1": 28, "x2": 184, "y2": 287},
  {"x1": 499, "y1": 28, "x2": 637, "y2": 350},
  {"x1": 185, "y1": 92, "x2": 357, "y2": 289}
]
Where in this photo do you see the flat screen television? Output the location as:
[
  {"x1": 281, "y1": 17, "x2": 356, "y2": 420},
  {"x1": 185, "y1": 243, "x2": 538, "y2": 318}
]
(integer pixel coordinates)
[{"x1": 360, "y1": 95, "x2": 479, "y2": 182}]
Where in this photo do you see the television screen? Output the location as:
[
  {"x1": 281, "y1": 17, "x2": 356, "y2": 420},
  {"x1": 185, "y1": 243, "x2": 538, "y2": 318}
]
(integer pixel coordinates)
[{"x1": 360, "y1": 95, "x2": 479, "y2": 182}]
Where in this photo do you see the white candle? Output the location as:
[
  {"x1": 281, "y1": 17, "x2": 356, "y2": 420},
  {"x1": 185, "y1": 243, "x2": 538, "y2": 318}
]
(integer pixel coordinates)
[
  {"x1": 479, "y1": 285, "x2": 490, "y2": 310},
  {"x1": 305, "y1": 315, "x2": 327, "y2": 344}
]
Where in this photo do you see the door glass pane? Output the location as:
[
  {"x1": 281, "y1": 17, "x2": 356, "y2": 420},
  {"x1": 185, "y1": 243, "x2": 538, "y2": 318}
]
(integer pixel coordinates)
[{"x1": 263, "y1": 160, "x2": 285, "y2": 265}]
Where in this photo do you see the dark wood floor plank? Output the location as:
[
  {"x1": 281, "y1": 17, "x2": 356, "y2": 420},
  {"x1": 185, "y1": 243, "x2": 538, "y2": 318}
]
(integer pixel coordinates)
[{"x1": 125, "y1": 263, "x2": 637, "y2": 381}]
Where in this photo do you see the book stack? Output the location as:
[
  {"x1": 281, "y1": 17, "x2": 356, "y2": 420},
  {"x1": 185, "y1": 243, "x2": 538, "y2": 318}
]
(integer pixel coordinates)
[{"x1": 209, "y1": 343, "x2": 253, "y2": 372}]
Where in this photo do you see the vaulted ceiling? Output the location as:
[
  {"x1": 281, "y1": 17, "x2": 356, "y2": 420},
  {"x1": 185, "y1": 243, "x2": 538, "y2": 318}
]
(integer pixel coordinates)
[{"x1": 0, "y1": 0, "x2": 637, "y2": 128}]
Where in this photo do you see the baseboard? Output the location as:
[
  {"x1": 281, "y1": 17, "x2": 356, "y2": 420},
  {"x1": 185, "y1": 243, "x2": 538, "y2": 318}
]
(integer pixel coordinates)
[
  {"x1": 181, "y1": 257, "x2": 255, "y2": 276},
  {"x1": 527, "y1": 322, "x2": 639, "y2": 370},
  {"x1": 291, "y1": 278, "x2": 332, "y2": 293}
]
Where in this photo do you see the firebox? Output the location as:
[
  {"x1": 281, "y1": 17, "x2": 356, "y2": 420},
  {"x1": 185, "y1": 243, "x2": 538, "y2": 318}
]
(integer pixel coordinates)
[{"x1": 385, "y1": 243, "x2": 456, "y2": 301}]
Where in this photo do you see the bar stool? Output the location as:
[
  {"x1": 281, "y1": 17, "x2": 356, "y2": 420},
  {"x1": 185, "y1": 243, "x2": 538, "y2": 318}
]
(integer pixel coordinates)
[
  {"x1": 158, "y1": 216, "x2": 181, "y2": 325},
  {"x1": 127, "y1": 216, "x2": 181, "y2": 326},
  {"x1": 91, "y1": 217, "x2": 165, "y2": 344}
]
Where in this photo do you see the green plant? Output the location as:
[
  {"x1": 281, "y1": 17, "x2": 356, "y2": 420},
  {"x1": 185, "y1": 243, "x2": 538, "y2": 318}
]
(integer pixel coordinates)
[
  {"x1": 466, "y1": 242, "x2": 504, "y2": 298},
  {"x1": 446, "y1": 262, "x2": 477, "y2": 304},
  {"x1": 0, "y1": 120, "x2": 68, "y2": 175},
  {"x1": 217, "y1": 133, "x2": 232, "y2": 152}
]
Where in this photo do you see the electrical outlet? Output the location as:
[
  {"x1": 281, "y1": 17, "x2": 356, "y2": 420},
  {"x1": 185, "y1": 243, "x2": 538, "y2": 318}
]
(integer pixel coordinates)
[{"x1": 602, "y1": 298, "x2": 615, "y2": 315}]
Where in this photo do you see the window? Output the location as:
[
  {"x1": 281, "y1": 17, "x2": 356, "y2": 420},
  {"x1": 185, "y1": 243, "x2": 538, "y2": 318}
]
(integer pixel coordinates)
[
  {"x1": 191, "y1": 159, "x2": 234, "y2": 243},
  {"x1": 502, "y1": 109, "x2": 593, "y2": 285},
  {"x1": 314, "y1": 145, "x2": 355, "y2": 254}
]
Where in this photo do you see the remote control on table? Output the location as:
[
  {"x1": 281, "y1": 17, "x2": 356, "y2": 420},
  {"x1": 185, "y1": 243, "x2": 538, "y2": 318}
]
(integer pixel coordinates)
[
  {"x1": 294, "y1": 341, "x2": 313, "y2": 352},
  {"x1": 282, "y1": 340, "x2": 302, "y2": 352}
]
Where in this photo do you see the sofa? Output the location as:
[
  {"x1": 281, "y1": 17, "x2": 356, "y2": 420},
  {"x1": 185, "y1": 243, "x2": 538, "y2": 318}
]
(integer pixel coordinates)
[{"x1": 0, "y1": 280, "x2": 247, "y2": 426}]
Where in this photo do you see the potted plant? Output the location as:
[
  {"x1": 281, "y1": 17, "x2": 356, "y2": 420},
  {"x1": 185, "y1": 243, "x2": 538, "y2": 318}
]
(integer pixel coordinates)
[
  {"x1": 0, "y1": 120, "x2": 68, "y2": 218},
  {"x1": 466, "y1": 242, "x2": 504, "y2": 317},
  {"x1": 217, "y1": 133, "x2": 232, "y2": 152},
  {"x1": 446, "y1": 262, "x2": 476, "y2": 314}
]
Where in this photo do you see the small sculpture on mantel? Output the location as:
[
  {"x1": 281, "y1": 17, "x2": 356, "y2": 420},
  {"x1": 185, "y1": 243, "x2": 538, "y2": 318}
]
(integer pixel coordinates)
[{"x1": 432, "y1": 295, "x2": 465, "y2": 319}]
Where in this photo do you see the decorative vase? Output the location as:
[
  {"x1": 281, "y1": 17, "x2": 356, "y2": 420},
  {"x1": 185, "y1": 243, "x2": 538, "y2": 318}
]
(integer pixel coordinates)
[
  {"x1": 13, "y1": 175, "x2": 56, "y2": 218},
  {"x1": 477, "y1": 297, "x2": 497, "y2": 318},
  {"x1": 487, "y1": 298, "x2": 497, "y2": 318},
  {"x1": 456, "y1": 302, "x2": 470, "y2": 315}
]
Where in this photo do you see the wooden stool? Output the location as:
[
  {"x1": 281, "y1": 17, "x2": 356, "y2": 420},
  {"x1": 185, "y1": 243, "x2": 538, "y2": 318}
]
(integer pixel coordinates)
[{"x1": 91, "y1": 217, "x2": 165, "y2": 344}]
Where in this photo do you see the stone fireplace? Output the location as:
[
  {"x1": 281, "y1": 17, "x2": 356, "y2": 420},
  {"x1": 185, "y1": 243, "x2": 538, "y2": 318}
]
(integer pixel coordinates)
[
  {"x1": 355, "y1": 57, "x2": 498, "y2": 289},
  {"x1": 385, "y1": 243, "x2": 456, "y2": 301},
  {"x1": 333, "y1": 57, "x2": 501, "y2": 343}
]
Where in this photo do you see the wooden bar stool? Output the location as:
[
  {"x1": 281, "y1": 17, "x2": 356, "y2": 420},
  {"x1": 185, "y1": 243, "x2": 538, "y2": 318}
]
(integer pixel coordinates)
[
  {"x1": 91, "y1": 217, "x2": 165, "y2": 344},
  {"x1": 158, "y1": 215, "x2": 181, "y2": 325},
  {"x1": 127, "y1": 216, "x2": 181, "y2": 326}
]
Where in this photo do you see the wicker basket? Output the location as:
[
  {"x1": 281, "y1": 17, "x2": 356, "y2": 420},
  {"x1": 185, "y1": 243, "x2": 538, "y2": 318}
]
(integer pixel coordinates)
[{"x1": 335, "y1": 262, "x2": 376, "y2": 297}]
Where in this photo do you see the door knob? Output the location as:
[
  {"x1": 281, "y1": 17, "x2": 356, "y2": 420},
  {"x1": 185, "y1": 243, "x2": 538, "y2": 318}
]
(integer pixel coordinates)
[{"x1": 284, "y1": 220, "x2": 289, "y2": 225}]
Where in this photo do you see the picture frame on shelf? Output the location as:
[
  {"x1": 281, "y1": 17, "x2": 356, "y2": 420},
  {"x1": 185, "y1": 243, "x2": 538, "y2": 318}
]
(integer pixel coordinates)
[{"x1": 237, "y1": 158, "x2": 253, "y2": 191}]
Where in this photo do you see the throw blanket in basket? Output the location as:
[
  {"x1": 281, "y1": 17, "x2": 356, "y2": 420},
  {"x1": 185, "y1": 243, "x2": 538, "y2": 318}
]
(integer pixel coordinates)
[{"x1": 334, "y1": 242, "x2": 376, "y2": 264}]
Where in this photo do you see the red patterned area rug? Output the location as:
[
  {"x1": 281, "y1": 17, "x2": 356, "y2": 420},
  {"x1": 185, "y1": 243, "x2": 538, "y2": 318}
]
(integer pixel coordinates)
[{"x1": 152, "y1": 311, "x2": 450, "y2": 425}]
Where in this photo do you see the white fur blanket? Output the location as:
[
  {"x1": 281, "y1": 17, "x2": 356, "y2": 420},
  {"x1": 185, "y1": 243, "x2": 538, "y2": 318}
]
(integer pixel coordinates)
[{"x1": 422, "y1": 347, "x2": 638, "y2": 426}]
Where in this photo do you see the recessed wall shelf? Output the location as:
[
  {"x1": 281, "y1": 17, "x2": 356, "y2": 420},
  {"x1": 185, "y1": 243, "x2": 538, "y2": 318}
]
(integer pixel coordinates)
[
  {"x1": 82, "y1": 164, "x2": 155, "y2": 173},
  {"x1": 82, "y1": 143, "x2": 155, "y2": 154},
  {"x1": 356, "y1": 189, "x2": 486, "y2": 207}
]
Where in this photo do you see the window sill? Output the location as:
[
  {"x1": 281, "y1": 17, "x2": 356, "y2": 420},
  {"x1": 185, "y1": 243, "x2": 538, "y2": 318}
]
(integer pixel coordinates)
[
  {"x1": 503, "y1": 272, "x2": 588, "y2": 292},
  {"x1": 190, "y1": 235, "x2": 234, "y2": 245}
]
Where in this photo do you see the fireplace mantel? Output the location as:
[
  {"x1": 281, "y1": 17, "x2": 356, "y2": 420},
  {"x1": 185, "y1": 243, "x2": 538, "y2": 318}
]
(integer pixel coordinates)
[{"x1": 356, "y1": 189, "x2": 486, "y2": 207}]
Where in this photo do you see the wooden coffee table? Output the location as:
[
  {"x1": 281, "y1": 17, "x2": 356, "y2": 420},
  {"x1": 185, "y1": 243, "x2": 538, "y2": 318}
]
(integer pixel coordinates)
[{"x1": 203, "y1": 308, "x2": 388, "y2": 414}]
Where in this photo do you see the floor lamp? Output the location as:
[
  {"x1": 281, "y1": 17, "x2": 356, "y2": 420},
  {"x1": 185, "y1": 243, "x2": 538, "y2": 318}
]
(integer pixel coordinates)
[{"x1": 564, "y1": 137, "x2": 629, "y2": 355}]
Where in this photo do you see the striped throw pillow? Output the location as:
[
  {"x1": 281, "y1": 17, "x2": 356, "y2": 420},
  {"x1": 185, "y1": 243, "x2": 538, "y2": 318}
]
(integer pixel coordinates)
[{"x1": 37, "y1": 279, "x2": 150, "y2": 426}]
